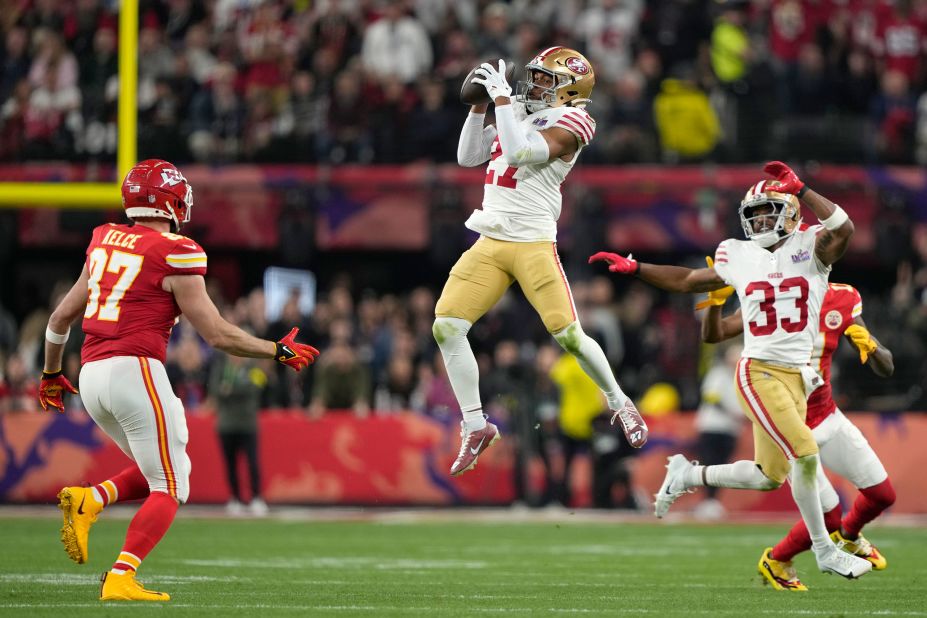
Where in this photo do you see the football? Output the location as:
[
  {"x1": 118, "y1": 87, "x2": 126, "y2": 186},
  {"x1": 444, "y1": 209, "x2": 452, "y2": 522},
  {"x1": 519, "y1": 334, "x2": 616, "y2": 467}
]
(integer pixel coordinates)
[{"x1": 459, "y1": 60, "x2": 518, "y2": 105}]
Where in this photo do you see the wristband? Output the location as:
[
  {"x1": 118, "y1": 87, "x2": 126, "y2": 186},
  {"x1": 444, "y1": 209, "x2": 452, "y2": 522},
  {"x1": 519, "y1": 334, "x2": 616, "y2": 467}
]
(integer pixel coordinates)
[
  {"x1": 820, "y1": 205, "x2": 849, "y2": 231},
  {"x1": 45, "y1": 327, "x2": 70, "y2": 345},
  {"x1": 42, "y1": 370, "x2": 63, "y2": 379},
  {"x1": 797, "y1": 185, "x2": 809, "y2": 198}
]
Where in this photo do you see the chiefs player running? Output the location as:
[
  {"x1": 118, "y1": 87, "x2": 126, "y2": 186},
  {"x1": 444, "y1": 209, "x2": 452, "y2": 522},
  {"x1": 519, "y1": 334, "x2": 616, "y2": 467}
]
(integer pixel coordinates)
[
  {"x1": 700, "y1": 279, "x2": 895, "y2": 590},
  {"x1": 435, "y1": 48, "x2": 647, "y2": 479},
  {"x1": 38, "y1": 160, "x2": 319, "y2": 602}
]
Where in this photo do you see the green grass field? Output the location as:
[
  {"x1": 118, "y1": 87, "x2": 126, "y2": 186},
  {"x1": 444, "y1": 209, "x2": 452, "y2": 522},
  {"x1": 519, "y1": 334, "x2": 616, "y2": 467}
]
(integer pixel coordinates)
[{"x1": 1, "y1": 510, "x2": 925, "y2": 617}]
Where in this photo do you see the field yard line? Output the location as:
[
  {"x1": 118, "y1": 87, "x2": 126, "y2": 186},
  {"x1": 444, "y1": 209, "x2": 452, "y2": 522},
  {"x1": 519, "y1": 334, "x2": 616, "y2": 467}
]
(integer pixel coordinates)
[{"x1": 0, "y1": 604, "x2": 924, "y2": 616}]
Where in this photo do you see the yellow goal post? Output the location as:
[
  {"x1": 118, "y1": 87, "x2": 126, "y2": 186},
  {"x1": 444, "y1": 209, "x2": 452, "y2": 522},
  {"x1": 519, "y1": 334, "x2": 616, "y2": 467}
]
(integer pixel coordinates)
[{"x1": 0, "y1": 0, "x2": 138, "y2": 208}]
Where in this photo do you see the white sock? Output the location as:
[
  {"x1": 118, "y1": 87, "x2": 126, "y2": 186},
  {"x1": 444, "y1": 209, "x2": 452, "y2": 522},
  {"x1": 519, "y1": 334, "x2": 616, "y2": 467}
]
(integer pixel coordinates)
[
  {"x1": 687, "y1": 460, "x2": 779, "y2": 490},
  {"x1": 433, "y1": 317, "x2": 485, "y2": 430},
  {"x1": 789, "y1": 454, "x2": 833, "y2": 554},
  {"x1": 553, "y1": 322, "x2": 628, "y2": 410}
]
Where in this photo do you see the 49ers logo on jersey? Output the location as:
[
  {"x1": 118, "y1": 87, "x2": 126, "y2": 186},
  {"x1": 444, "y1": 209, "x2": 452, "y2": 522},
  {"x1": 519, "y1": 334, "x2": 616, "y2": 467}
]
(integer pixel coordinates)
[
  {"x1": 824, "y1": 310, "x2": 843, "y2": 330},
  {"x1": 565, "y1": 57, "x2": 589, "y2": 75},
  {"x1": 160, "y1": 169, "x2": 186, "y2": 187}
]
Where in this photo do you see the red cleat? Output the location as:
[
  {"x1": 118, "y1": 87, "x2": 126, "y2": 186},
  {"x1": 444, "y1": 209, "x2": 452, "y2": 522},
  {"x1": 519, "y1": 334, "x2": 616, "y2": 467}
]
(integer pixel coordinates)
[
  {"x1": 611, "y1": 400, "x2": 648, "y2": 448},
  {"x1": 450, "y1": 422, "x2": 500, "y2": 476}
]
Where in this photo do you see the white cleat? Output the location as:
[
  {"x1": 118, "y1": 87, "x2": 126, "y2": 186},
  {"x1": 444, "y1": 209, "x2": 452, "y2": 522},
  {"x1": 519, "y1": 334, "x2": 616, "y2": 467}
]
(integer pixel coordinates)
[
  {"x1": 654, "y1": 454, "x2": 697, "y2": 519},
  {"x1": 816, "y1": 545, "x2": 873, "y2": 579}
]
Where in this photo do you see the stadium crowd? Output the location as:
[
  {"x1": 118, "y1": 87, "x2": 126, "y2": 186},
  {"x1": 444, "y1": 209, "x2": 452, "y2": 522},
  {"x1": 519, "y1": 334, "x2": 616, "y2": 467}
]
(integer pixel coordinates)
[{"x1": 1, "y1": 0, "x2": 927, "y2": 165}]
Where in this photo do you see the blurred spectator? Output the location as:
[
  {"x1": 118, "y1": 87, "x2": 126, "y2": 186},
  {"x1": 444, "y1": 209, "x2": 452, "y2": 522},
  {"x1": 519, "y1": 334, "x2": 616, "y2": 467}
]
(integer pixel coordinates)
[
  {"x1": 653, "y1": 63, "x2": 720, "y2": 162},
  {"x1": 318, "y1": 70, "x2": 372, "y2": 163},
  {"x1": 871, "y1": 0, "x2": 926, "y2": 88},
  {"x1": 166, "y1": 334, "x2": 210, "y2": 410},
  {"x1": 209, "y1": 351, "x2": 269, "y2": 517},
  {"x1": 408, "y1": 77, "x2": 457, "y2": 162},
  {"x1": 361, "y1": 1, "x2": 432, "y2": 85},
  {"x1": 474, "y1": 3, "x2": 513, "y2": 60},
  {"x1": 189, "y1": 62, "x2": 245, "y2": 162},
  {"x1": 0, "y1": 301, "x2": 16, "y2": 354},
  {"x1": 692, "y1": 341, "x2": 745, "y2": 520},
  {"x1": 184, "y1": 22, "x2": 217, "y2": 85},
  {"x1": 309, "y1": 340, "x2": 371, "y2": 418},
  {"x1": 869, "y1": 69, "x2": 918, "y2": 163},
  {"x1": 0, "y1": 26, "x2": 30, "y2": 103},
  {"x1": 574, "y1": 0, "x2": 642, "y2": 83},
  {"x1": 0, "y1": 352, "x2": 38, "y2": 413},
  {"x1": 594, "y1": 69, "x2": 657, "y2": 163},
  {"x1": 79, "y1": 26, "x2": 117, "y2": 122},
  {"x1": 550, "y1": 351, "x2": 607, "y2": 507}
]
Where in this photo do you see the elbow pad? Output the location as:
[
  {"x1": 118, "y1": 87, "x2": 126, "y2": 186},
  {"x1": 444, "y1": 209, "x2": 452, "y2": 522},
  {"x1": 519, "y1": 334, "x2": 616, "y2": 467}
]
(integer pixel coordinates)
[{"x1": 502, "y1": 130, "x2": 550, "y2": 167}]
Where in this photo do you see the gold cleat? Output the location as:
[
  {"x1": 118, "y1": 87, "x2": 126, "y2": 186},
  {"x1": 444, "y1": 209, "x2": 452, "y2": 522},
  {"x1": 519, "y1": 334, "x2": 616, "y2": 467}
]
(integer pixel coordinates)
[
  {"x1": 831, "y1": 530, "x2": 887, "y2": 570},
  {"x1": 100, "y1": 571, "x2": 171, "y2": 602},
  {"x1": 57, "y1": 486, "x2": 103, "y2": 564},
  {"x1": 758, "y1": 547, "x2": 808, "y2": 591}
]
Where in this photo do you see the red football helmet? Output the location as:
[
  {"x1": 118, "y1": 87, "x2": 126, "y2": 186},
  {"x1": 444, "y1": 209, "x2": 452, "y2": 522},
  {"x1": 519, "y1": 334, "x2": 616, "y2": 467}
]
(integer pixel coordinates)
[{"x1": 121, "y1": 159, "x2": 193, "y2": 231}]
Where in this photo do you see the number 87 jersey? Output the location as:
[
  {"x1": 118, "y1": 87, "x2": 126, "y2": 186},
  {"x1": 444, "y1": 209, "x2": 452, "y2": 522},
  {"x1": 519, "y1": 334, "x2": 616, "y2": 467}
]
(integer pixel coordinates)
[
  {"x1": 81, "y1": 222, "x2": 208, "y2": 365},
  {"x1": 713, "y1": 225, "x2": 830, "y2": 365}
]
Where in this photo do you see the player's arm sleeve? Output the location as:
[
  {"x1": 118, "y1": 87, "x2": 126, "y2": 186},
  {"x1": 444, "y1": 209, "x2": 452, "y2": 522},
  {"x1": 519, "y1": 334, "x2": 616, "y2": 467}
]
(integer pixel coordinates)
[
  {"x1": 457, "y1": 112, "x2": 497, "y2": 167},
  {"x1": 164, "y1": 238, "x2": 208, "y2": 277},
  {"x1": 552, "y1": 109, "x2": 596, "y2": 147},
  {"x1": 850, "y1": 288, "x2": 862, "y2": 318},
  {"x1": 712, "y1": 241, "x2": 733, "y2": 285},
  {"x1": 495, "y1": 103, "x2": 549, "y2": 167}
]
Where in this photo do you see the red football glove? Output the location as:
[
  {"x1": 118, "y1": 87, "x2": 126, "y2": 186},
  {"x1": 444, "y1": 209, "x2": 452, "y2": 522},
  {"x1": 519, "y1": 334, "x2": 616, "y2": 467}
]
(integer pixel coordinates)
[
  {"x1": 274, "y1": 327, "x2": 320, "y2": 372},
  {"x1": 588, "y1": 251, "x2": 640, "y2": 275},
  {"x1": 762, "y1": 161, "x2": 805, "y2": 195},
  {"x1": 38, "y1": 371, "x2": 79, "y2": 413}
]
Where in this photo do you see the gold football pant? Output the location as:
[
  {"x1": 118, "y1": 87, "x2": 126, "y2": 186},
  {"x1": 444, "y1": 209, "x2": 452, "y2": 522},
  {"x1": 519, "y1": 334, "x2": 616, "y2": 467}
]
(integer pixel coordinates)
[
  {"x1": 435, "y1": 236, "x2": 576, "y2": 333},
  {"x1": 734, "y1": 358, "x2": 819, "y2": 484}
]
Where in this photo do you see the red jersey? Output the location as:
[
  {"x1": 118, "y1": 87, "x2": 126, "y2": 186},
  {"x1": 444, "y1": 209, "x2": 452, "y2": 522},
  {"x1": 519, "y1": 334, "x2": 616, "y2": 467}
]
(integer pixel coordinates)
[
  {"x1": 81, "y1": 223, "x2": 207, "y2": 364},
  {"x1": 873, "y1": 10, "x2": 927, "y2": 81},
  {"x1": 805, "y1": 283, "x2": 862, "y2": 428}
]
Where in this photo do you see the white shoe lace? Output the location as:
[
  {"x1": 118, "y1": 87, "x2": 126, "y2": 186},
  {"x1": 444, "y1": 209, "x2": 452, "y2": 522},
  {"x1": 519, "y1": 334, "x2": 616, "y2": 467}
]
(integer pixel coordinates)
[
  {"x1": 610, "y1": 406, "x2": 638, "y2": 434},
  {"x1": 453, "y1": 423, "x2": 469, "y2": 465}
]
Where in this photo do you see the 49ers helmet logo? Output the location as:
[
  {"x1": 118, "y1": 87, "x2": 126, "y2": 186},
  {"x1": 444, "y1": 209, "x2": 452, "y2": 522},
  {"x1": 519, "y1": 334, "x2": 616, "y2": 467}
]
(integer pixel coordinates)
[{"x1": 565, "y1": 56, "x2": 589, "y2": 75}]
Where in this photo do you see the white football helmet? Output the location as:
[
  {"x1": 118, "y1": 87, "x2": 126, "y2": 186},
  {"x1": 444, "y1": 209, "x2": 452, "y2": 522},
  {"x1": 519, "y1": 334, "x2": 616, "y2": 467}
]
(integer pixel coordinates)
[{"x1": 739, "y1": 180, "x2": 802, "y2": 248}]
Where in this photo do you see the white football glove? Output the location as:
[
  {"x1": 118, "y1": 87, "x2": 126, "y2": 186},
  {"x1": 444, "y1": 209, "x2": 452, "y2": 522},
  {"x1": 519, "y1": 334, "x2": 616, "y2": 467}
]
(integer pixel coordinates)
[{"x1": 472, "y1": 60, "x2": 512, "y2": 101}]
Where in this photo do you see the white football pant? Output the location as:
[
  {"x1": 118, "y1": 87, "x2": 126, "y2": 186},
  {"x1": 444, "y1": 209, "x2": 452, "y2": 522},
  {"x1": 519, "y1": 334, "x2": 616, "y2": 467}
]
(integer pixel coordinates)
[{"x1": 79, "y1": 356, "x2": 191, "y2": 503}]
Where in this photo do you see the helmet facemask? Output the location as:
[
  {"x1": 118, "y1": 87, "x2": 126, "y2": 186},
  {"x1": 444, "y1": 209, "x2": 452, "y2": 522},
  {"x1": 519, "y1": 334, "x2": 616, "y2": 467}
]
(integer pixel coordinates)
[
  {"x1": 516, "y1": 67, "x2": 569, "y2": 113},
  {"x1": 739, "y1": 193, "x2": 801, "y2": 248}
]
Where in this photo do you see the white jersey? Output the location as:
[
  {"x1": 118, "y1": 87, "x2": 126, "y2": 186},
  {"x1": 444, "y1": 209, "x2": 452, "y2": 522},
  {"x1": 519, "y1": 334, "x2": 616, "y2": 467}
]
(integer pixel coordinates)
[
  {"x1": 465, "y1": 106, "x2": 596, "y2": 242},
  {"x1": 713, "y1": 226, "x2": 830, "y2": 366}
]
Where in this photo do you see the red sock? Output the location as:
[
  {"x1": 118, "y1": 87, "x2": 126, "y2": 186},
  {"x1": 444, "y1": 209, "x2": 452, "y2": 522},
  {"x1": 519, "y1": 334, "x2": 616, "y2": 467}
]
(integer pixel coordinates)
[
  {"x1": 111, "y1": 491, "x2": 178, "y2": 572},
  {"x1": 841, "y1": 478, "x2": 896, "y2": 539},
  {"x1": 96, "y1": 465, "x2": 150, "y2": 506},
  {"x1": 771, "y1": 505, "x2": 842, "y2": 562}
]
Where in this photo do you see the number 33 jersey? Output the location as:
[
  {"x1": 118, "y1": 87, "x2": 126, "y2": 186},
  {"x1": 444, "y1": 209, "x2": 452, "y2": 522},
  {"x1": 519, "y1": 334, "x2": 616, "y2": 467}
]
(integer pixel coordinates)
[
  {"x1": 81, "y1": 223, "x2": 208, "y2": 364},
  {"x1": 713, "y1": 226, "x2": 830, "y2": 365},
  {"x1": 465, "y1": 106, "x2": 595, "y2": 243}
]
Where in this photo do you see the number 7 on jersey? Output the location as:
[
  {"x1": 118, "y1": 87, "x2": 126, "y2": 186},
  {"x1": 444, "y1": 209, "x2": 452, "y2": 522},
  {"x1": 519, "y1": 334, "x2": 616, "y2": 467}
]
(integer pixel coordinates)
[{"x1": 85, "y1": 248, "x2": 144, "y2": 322}]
